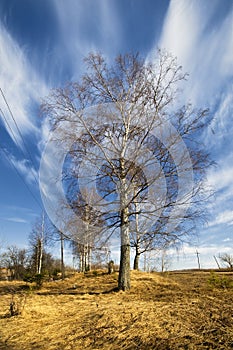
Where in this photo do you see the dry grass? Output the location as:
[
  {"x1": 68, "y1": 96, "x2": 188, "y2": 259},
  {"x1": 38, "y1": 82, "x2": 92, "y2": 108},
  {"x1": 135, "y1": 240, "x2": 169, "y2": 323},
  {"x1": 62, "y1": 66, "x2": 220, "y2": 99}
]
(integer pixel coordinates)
[{"x1": 0, "y1": 270, "x2": 232, "y2": 349}]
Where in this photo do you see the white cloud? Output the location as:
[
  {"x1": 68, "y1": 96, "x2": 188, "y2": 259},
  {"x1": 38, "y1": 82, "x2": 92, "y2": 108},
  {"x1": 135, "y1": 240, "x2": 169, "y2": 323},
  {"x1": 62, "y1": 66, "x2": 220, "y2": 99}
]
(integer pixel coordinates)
[
  {"x1": 5, "y1": 152, "x2": 38, "y2": 185},
  {"x1": 205, "y1": 156, "x2": 233, "y2": 213},
  {"x1": 167, "y1": 242, "x2": 232, "y2": 269},
  {"x1": 153, "y1": 0, "x2": 233, "y2": 106},
  {"x1": 158, "y1": 0, "x2": 207, "y2": 65},
  {"x1": 207, "y1": 161, "x2": 233, "y2": 192},
  {"x1": 52, "y1": 0, "x2": 121, "y2": 78},
  {"x1": 208, "y1": 210, "x2": 233, "y2": 227},
  {"x1": 151, "y1": 1, "x2": 233, "y2": 243},
  {"x1": 211, "y1": 87, "x2": 233, "y2": 137},
  {"x1": 168, "y1": 243, "x2": 226, "y2": 257},
  {"x1": 0, "y1": 24, "x2": 48, "y2": 147},
  {"x1": 5, "y1": 217, "x2": 28, "y2": 224},
  {"x1": 223, "y1": 238, "x2": 231, "y2": 242}
]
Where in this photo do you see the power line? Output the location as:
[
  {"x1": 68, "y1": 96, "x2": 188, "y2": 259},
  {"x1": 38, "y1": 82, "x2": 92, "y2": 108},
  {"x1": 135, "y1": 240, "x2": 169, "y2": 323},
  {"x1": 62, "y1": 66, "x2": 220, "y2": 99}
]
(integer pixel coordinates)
[
  {"x1": 0, "y1": 107, "x2": 22, "y2": 147},
  {"x1": 0, "y1": 88, "x2": 39, "y2": 186},
  {"x1": 0, "y1": 145, "x2": 44, "y2": 211},
  {"x1": 0, "y1": 88, "x2": 71, "y2": 231},
  {"x1": 0, "y1": 87, "x2": 44, "y2": 211}
]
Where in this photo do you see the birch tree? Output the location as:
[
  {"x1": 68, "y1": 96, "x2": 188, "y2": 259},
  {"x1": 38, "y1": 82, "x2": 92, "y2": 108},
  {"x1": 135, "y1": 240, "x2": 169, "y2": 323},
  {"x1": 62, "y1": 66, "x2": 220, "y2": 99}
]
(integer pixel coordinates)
[
  {"x1": 29, "y1": 213, "x2": 52, "y2": 275},
  {"x1": 41, "y1": 51, "x2": 212, "y2": 290}
]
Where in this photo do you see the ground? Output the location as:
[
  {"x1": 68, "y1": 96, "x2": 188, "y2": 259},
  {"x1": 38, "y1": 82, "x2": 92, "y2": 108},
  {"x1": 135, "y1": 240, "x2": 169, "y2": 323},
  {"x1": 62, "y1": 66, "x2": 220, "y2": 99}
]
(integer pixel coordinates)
[{"x1": 0, "y1": 270, "x2": 232, "y2": 349}]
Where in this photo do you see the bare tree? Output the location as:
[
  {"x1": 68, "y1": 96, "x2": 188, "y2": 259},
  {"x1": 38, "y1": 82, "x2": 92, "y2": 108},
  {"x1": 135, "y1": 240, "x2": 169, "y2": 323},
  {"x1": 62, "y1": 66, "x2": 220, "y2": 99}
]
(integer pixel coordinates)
[
  {"x1": 41, "y1": 51, "x2": 212, "y2": 290},
  {"x1": 160, "y1": 249, "x2": 171, "y2": 273},
  {"x1": 28, "y1": 213, "x2": 52, "y2": 274},
  {"x1": 0, "y1": 246, "x2": 28, "y2": 279},
  {"x1": 67, "y1": 188, "x2": 106, "y2": 272},
  {"x1": 219, "y1": 253, "x2": 233, "y2": 270},
  {"x1": 71, "y1": 241, "x2": 93, "y2": 272}
]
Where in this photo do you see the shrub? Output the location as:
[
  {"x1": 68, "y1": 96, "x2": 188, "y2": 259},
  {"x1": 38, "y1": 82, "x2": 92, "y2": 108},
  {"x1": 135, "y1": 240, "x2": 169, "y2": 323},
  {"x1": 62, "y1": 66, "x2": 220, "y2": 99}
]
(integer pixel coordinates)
[
  {"x1": 23, "y1": 272, "x2": 45, "y2": 289},
  {"x1": 208, "y1": 271, "x2": 233, "y2": 289},
  {"x1": 34, "y1": 274, "x2": 44, "y2": 288}
]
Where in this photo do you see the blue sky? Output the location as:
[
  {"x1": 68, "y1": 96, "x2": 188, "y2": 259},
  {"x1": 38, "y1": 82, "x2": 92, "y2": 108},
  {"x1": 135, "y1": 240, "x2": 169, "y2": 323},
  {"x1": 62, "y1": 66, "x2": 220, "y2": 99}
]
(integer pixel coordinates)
[{"x1": 0, "y1": 0, "x2": 232, "y2": 269}]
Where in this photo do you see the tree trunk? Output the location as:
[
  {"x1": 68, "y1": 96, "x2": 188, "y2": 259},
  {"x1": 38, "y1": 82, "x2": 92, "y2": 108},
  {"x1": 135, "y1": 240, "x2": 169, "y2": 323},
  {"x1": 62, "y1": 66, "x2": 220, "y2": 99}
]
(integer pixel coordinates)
[
  {"x1": 88, "y1": 245, "x2": 92, "y2": 271},
  {"x1": 38, "y1": 212, "x2": 45, "y2": 274},
  {"x1": 84, "y1": 245, "x2": 88, "y2": 271},
  {"x1": 118, "y1": 176, "x2": 131, "y2": 290},
  {"x1": 133, "y1": 250, "x2": 140, "y2": 270},
  {"x1": 84, "y1": 205, "x2": 90, "y2": 271},
  {"x1": 161, "y1": 251, "x2": 165, "y2": 272},
  {"x1": 80, "y1": 251, "x2": 84, "y2": 272},
  {"x1": 118, "y1": 242, "x2": 130, "y2": 290},
  {"x1": 133, "y1": 203, "x2": 140, "y2": 270},
  {"x1": 38, "y1": 240, "x2": 43, "y2": 274},
  {"x1": 60, "y1": 231, "x2": 65, "y2": 279}
]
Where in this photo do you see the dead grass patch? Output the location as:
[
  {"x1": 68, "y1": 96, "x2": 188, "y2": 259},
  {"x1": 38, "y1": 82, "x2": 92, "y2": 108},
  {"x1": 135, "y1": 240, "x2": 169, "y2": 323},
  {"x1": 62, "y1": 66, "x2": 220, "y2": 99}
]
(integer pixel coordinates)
[{"x1": 0, "y1": 270, "x2": 232, "y2": 349}]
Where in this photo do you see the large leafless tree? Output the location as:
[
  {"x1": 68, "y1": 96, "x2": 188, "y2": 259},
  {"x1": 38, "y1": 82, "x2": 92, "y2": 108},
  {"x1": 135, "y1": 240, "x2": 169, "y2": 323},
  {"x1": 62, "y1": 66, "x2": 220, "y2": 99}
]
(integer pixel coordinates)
[{"x1": 41, "y1": 51, "x2": 212, "y2": 290}]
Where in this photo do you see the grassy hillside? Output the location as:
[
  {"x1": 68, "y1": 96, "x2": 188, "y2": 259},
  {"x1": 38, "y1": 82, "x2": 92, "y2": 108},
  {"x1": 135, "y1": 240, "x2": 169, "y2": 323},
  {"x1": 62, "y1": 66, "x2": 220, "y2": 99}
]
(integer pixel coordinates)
[{"x1": 0, "y1": 270, "x2": 232, "y2": 349}]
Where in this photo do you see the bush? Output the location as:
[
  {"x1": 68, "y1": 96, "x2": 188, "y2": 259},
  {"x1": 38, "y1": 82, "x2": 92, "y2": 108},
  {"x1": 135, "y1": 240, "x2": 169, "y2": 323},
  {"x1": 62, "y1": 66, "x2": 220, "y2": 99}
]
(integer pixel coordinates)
[
  {"x1": 52, "y1": 268, "x2": 61, "y2": 280},
  {"x1": 23, "y1": 273, "x2": 34, "y2": 284},
  {"x1": 208, "y1": 271, "x2": 233, "y2": 289},
  {"x1": 23, "y1": 272, "x2": 45, "y2": 289},
  {"x1": 34, "y1": 274, "x2": 44, "y2": 288}
]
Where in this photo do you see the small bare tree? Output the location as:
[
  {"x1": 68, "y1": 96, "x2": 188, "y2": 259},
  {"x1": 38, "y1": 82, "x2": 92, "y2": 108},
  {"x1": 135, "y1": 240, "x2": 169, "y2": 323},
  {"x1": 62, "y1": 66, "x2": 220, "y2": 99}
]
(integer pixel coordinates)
[
  {"x1": 28, "y1": 213, "x2": 52, "y2": 275},
  {"x1": 219, "y1": 253, "x2": 233, "y2": 270},
  {"x1": 67, "y1": 188, "x2": 106, "y2": 272},
  {"x1": 0, "y1": 246, "x2": 28, "y2": 280}
]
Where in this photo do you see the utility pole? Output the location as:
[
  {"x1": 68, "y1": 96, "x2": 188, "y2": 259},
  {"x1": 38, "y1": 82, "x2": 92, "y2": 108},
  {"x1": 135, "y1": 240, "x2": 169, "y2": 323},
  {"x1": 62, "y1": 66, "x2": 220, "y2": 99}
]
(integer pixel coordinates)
[
  {"x1": 213, "y1": 255, "x2": 221, "y2": 269},
  {"x1": 196, "y1": 250, "x2": 201, "y2": 270}
]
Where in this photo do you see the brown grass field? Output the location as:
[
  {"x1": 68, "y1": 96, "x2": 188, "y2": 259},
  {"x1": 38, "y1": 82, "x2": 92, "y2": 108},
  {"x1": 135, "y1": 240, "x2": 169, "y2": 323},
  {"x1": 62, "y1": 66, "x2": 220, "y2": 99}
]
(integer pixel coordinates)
[{"x1": 0, "y1": 270, "x2": 232, "y2": 349}]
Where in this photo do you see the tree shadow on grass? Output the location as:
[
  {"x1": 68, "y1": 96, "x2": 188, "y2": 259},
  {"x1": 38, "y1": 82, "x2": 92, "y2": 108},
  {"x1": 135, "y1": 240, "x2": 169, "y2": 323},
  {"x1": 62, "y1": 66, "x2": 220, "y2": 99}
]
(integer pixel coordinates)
[
  {"x1": 36, "y1": 286, "x2": 119, "y2": 296},
  {"x1": 0, "y1": 284, "x2": 30, "y2": 295}
]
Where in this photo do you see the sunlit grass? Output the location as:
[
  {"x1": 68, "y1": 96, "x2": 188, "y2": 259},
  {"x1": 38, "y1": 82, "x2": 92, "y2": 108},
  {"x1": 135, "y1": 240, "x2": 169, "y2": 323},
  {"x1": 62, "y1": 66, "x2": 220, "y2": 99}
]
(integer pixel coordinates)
[{"x1": 0, "y1": 270, "x2": 232, "y2": 349}]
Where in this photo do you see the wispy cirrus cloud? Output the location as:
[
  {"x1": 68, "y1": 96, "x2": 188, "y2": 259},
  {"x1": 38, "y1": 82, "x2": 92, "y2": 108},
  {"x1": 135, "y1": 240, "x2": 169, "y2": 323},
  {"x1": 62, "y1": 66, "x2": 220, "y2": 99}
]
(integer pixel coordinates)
[
  {"x1": 52, "y1": 0, "x2": 121, "y2": 78},
  {"x1": 148, "y1": 0, "x2": 233, "y2": 156},
  {"x1": 154, "y1": 2, "x2": 233, "y2": 180},
  {"x1": 5, "y1": 217, "x2": 28, "y2": 224},
  {"x1": 147, "y1": 0, "x2": 233, "y2": 255},
  {"x1": 157, "y1": 0, "x2": 233, "y2": 106},
  {"x1": 2, "y1": 150, "x2": 38, "y2": 185},
  {"x1": 207, "y1": 160, "x2": 233, "y2": 193},
  {"x1": 204, "y1": 156, "x2": 233, "y2": 225},
  {"x1": 37, "y1": 1, "x2": 122, "y2": 147},
  {"x1": 0, "y1": 24, "x2": 48, "y2": 147},
  {"x1": 208, "y1": 210, "x2": 233, "y2": 227}
]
